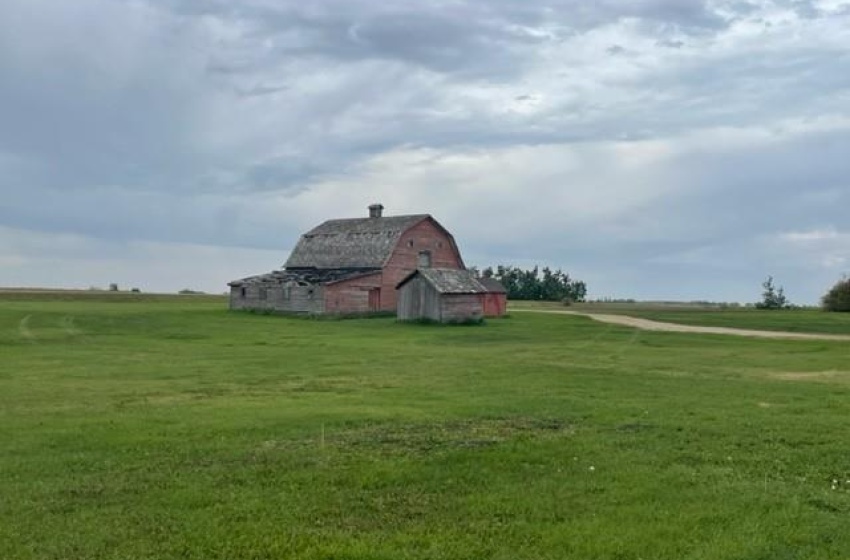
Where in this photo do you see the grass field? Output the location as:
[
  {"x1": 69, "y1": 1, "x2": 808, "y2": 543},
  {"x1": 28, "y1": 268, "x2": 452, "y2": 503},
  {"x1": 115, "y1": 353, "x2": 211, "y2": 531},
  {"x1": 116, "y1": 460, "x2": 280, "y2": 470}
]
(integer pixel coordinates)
[
  {"x1": 512, "y1": 301, "x2": 850, "y2": 335},
  {"x1": 2, "y1": 294, "x2": 849, "y2": 559}
]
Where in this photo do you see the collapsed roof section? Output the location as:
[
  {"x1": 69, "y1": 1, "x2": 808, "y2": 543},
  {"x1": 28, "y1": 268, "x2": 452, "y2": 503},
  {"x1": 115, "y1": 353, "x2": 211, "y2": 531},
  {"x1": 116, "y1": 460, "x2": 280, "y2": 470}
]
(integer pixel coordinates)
[{"x1": 228, "y1": 268, "x2": 380, "y2": 287}]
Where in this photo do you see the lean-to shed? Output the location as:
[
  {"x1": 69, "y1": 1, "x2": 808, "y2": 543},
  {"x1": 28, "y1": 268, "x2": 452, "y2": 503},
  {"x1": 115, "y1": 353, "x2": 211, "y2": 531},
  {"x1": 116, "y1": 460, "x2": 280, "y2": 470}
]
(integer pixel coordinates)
[
  {"x1": 396, "y1": 268, "x2": 505, "y2": 323},
  {"x1": 477, "y1": 276, "x2": 508, "y2": 317}
]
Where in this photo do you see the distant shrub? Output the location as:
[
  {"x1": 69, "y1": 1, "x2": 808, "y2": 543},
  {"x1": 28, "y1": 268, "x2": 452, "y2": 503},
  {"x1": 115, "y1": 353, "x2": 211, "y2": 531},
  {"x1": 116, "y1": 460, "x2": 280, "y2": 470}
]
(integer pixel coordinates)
[
  {"x1": 822, "y1": 277, "x2": 850, "y2": 312},
  {"x1": 178, "y1": 289, "x2": 206, "y2": 295},
  {"x1": 755, "y1": 276, "x2": 790, "y2": 310}
]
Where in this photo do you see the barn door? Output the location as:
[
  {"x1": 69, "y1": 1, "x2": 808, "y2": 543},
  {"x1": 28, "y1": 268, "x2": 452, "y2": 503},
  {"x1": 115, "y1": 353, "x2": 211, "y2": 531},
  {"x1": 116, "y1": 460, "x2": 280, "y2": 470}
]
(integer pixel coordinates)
[{"x1": 368, "y1": 288, "x2": 381, "y2": 312}]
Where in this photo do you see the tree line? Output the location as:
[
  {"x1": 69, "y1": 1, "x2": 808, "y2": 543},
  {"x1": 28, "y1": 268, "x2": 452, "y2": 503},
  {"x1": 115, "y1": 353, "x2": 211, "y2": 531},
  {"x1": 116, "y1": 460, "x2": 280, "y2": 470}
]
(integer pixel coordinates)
[
  {"x1": 474, "y1": 265, "x2": 587, "y2": 303},
  {"x1": 756, "y1": 275, "x2": 850, "y2": 312}
]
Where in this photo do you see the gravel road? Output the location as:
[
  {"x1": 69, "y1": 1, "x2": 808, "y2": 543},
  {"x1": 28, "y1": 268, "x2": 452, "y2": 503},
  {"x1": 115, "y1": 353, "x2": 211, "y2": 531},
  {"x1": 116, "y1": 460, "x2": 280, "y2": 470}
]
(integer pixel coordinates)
[{"x1": 523, "y1": 310, "x2": 850, "y2": 341}]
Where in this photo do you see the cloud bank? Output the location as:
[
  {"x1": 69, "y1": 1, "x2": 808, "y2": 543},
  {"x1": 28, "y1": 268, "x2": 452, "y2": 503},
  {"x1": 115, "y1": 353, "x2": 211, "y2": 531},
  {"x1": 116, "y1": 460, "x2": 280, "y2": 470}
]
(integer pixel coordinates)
[{"x1": 2, "y1": 0, "x2": 849, "y2": 302}]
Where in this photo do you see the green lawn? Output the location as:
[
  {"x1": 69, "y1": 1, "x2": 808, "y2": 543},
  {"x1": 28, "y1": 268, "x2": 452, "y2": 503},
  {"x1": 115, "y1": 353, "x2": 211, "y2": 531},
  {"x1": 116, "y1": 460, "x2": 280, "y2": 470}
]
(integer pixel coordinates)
[{"x1": 2, "y1": 295, "x2": 849, "y2": 559}]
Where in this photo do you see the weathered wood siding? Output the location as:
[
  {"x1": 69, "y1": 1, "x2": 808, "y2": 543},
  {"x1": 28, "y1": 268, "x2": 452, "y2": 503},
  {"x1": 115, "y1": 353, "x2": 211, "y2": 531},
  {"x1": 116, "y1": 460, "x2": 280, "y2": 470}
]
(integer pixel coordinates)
[
  {"x1": 397, "y1": 276, "x2": 483, "y2": 323},
  {"x1": 229, "y1": 283, "x2": 325, "y2": 314},
  {"x1": 397, "y1": 275, "x2": 436, "y2": 321},
  {"x1": 324, "y1": 273, "x2": 382, "y2": 314},
  {"x1": 381, "y1": 219, "x2": 464, "y2": 311},
  {"x1": 440, "y1": 294, "x2": 483, "y2": 323}
]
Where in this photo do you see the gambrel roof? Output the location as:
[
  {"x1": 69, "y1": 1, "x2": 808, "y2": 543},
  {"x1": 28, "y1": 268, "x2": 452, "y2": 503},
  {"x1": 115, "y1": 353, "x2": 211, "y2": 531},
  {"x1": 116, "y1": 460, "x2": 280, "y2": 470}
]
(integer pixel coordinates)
[
  {"x1": 396, "y1": 268, "x2": 503, "y2": 295},
  {"x1": 284, "y1": 214, "x2": 434, "y2": 269}
]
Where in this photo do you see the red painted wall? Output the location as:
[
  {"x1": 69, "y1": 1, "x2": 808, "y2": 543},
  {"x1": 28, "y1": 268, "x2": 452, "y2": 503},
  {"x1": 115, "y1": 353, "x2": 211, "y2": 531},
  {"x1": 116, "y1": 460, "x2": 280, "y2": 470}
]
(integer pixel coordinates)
[
  {"x1": 480, "y1": 293, "x2": 507, "y2": 317},
  {"x1": 324, "y1": 273, "x2": 382, "y2": 314},
  {"x1": 379, "y1": 218, "x2": 464, "y2": 311}
]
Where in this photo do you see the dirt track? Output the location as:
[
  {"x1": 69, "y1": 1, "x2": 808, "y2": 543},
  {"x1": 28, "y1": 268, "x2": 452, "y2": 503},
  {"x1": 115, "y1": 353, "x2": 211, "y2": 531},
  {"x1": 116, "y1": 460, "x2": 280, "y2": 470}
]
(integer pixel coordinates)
[{"x1": 523, "y1": 310, "x2": 850, "y2": 341}]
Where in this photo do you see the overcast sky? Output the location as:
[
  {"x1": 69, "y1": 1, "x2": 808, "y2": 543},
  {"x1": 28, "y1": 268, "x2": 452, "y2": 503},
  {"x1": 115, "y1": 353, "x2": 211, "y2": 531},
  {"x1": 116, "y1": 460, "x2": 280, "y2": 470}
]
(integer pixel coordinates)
[{"x1": 2, "y1": 0, "x2": 849, "y2": 303}]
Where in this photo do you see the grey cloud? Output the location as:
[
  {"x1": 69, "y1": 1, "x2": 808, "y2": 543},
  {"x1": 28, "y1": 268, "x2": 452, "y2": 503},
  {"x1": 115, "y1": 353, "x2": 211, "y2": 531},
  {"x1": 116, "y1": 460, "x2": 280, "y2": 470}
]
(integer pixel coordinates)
[
  {"x1": 234, "y1": 84, "x2": 290, "y2": 98},
  {"x1": 2, "y1": 0, "x2": 849, "y2": 302},
  {"x1": 0, "y1": 184, "x2": 301, "y2": 251},
  {"x1": 656, "y1": 39, "x2": 685, "y2": 48},
  {"x1": 0, "y1": 0, "x2": 218, "y2": 191},
  {"x1": 453, "y1": 124, "x2": 850, "y2": 303},
  {"x1": 165, "y1": 0, "x2": 731, "y2": 75}
]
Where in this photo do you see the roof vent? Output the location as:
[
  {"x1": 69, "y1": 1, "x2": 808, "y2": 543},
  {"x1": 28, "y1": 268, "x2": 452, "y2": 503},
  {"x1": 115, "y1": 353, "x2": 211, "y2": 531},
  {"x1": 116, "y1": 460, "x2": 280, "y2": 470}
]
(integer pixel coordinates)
[{"x1": 368, "y1": 203, "x2": 384, "y2": 218}]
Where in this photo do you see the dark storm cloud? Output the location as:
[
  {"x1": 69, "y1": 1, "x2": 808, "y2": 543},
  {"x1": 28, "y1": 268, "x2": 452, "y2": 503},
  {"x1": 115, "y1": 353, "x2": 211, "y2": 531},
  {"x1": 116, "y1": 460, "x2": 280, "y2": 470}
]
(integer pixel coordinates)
[
  {"x1": 0, "y1": 0, "x2": 826, "y2": 203},
  {"x1": 164, "y1": 0, "x2": 728, "y2": 75}
]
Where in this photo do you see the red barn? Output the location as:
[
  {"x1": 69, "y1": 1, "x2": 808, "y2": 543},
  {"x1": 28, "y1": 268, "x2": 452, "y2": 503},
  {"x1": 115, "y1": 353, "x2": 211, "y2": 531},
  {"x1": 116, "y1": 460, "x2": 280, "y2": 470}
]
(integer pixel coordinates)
[{"x1": 229, "y1": 204, "x2": 467, "y2": 314}]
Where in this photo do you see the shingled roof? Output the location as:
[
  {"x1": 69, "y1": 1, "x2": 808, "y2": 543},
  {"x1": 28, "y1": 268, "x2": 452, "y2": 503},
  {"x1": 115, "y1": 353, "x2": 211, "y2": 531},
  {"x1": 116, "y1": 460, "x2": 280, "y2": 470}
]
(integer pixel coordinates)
[
  {"x1": 478, "y1": 276, "x2": 508, "y2": 294},
  {"x1": 228, "y1": 268, "x2": 379, "y2": 287},
  {"x1": 397, "y1": 268, "x2": 503, "y2": 294},
  {"x1": 284, "y1": 214, "x2": 431, "y2": 269}
]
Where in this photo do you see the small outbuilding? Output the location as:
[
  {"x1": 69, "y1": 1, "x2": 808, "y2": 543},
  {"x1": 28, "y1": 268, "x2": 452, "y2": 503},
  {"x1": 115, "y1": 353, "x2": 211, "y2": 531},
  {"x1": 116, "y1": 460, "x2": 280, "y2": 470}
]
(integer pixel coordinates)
[
  {"x1": 477, "y1": 276, "x2": 508, "y2": 317},
  {"x1": 396, "y1": 268, "x2": 506, "y2": 323}
]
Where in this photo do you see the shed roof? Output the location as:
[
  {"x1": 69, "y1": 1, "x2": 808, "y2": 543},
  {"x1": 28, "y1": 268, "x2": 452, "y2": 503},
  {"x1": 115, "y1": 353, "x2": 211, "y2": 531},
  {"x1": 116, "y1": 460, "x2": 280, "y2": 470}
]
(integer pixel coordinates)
[
  {"x1": 478, "y1": 277, "x2": 508, "y2": 294},
  {"x1": 397, "y1": 268, "x2": 499, "y2": 295},
  {"x1": 229, "y1": 268, "x2": 379, "y2": 287},
  {"x1": 284, "y1": 214, "x2": 431, "y2": 269}
]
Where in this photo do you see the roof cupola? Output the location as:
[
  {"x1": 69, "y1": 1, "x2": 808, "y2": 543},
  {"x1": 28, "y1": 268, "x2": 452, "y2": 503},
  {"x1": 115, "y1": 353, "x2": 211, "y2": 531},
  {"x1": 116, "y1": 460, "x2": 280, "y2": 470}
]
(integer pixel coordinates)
[{"x1": 368, "y1": 203, "x2": 384, "y2": 218}]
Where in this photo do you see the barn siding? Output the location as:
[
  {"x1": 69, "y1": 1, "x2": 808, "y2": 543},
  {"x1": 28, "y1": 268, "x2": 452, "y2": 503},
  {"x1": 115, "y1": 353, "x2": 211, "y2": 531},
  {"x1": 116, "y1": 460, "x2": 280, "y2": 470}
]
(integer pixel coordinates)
[
  {"x1": 381, "y1": 219, "x2": 464, "y2": 311},
  {"x1": 230, "y1": 283, "x2": 325, "y2": 314},
  {"x1": 439, "y1": 294, "x2": 483, "y2": 322},
  {"x1": 481, "y1": 293, "x2": 507, "y2": 317},
  {"x1": 397, "y1": 276, "x2": 442, "y2": 321},
  {"x1": 397, "y1": 277, "x2": 484, "y2": 323},
  {"x1": 229, "y1": 286, "x2": 248, "y2": 310},
  {"x1": 324, "y1": 273, "x2": 382, "y2": 314}
]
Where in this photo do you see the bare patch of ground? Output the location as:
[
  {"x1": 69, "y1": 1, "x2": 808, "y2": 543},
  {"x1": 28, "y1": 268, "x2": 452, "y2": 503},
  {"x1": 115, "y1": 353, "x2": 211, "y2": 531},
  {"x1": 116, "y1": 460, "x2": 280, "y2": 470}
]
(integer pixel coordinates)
[
  {"x1": 770, "y1": 370, "x2": 850, "y2": 381},
  {"x1": 524, "y1": 310, "x2": 850, "y2": 341},
  {"x1": 18, "y1": 314, "x2": 35, "y2": 341}
]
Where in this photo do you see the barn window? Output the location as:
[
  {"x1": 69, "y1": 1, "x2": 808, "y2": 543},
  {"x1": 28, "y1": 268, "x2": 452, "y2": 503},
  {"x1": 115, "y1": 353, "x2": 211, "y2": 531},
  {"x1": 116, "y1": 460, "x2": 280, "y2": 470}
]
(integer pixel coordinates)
[
  {"x1": 418, "y1": 250, "x2": 432, "y2": 268},
  {"x1": 240, "y1": 287, "x2": 246, "y2": 298},
  {"x1": 307, "y1": 289, "x2": 314, "y2": 300},
  {"x1": 407, "y1": 239, "x2": 414, "y2": 248},
  {"x1": 259, "y1": 287, "x2": 268, "y2": 300},
  {"x1": 437, "y1": 241, "x2": 444, "y2": 249},
  {"x1": 283, "y1": 286, "x2": 291, "y2": 300}
]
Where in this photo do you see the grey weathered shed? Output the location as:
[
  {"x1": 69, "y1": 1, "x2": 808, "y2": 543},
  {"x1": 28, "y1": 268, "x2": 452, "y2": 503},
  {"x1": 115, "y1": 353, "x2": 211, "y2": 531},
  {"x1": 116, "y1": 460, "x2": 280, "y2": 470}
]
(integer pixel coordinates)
[
  {"x1": 228, "y1": 268, "x2": 378, "y2": 314},
  {"x1": 396, "y1": 268, "x2": 490, "y2": 323}
]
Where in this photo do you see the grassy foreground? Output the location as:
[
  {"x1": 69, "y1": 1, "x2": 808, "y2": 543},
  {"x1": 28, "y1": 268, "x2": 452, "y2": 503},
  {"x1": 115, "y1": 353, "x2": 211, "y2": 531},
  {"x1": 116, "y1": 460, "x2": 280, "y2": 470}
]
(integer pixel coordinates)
[{"x1": 2, "y1": 296, "x2": 849, "y2": 559}]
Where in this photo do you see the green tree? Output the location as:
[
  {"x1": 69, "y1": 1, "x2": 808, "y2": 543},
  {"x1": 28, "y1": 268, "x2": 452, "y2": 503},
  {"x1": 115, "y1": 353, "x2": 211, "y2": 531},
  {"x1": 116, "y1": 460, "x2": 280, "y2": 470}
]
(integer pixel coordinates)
[
  {"x1": 755, "y1": 276, "x2": 789, "y2": 309},
  {"x1": 481, "y1": 265, "x2": 586, "y2": 302},
  {"x1": 822, "y1": 276, "x2": 850, "y2": 312}
]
